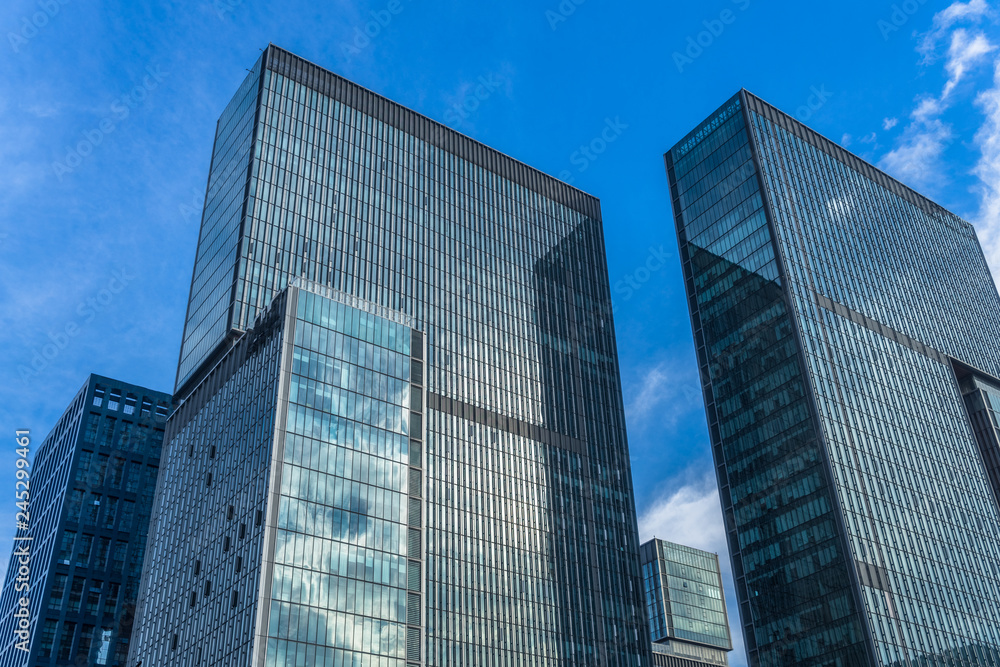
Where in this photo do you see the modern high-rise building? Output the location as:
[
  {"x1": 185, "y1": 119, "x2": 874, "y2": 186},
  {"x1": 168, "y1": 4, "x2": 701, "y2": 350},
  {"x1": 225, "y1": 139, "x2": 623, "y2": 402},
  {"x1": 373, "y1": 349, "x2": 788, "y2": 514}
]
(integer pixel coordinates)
[
  {"x1": 0, "y1": 375, "x2": 170, "y2": 667},
  {"x1": 640, "y1": 539, "x2": 731, "y2": 667},
  {"x1": 130, "y1": 44, "x2": 649, "y2": 667},
  {"x1": 664, "y1": 90, "x2": 1000, "y2": 667}
]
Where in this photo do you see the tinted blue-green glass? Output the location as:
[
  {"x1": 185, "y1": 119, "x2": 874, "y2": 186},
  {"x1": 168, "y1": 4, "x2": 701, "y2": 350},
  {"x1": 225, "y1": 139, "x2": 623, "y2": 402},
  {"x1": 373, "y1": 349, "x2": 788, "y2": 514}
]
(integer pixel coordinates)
[
  {"x1": 640, "y1": 538, "x2": 732, "y2": 657},
  {"x1": 158, "y1": 43, "x2": 647, "y2": 667},
  {"x1": 959, "y1": 373, "x2": 1000, "y2": 508},
  {"x1": 746, "y1": 98, "x2": 1000, "y2": 666},
  {"x1": 131, "y1": 296, "x2": 286, "y2": 667},
  {"x1": 668, "y1": 90, "x2": 1000, "y2": 667},
  {"x1": 176, "y1": 57, "x2": 263, "y2": 390},
  {"x1": 666, "y1": 95, "x2": 869, "y2": 667},
  {"x1": 263, "y1": 289, "x2": 415, "y2": 667}
]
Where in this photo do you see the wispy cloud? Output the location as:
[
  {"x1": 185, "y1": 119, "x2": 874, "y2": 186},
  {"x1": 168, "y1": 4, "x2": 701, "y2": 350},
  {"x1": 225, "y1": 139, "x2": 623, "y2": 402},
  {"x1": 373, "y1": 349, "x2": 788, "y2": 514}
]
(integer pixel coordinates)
[
  {"x1": 879, "y1": 118, "x2": 953, "y2": 188},
  {"x1": 624, "y1": 355, "x2": 703, "y2": 432},
  {"x1": 883, "y1": 117, "x2": 899, "y2": 130},
  {"x1": 890, "y1": 0, "x2": 1000, "y2": 279},
  {"x1": 638, "y1": 473, "x2": 725, "y2": 553},
  {"x1": 974, "y1": 60, "x2": 1000, "y2": 273},
  {"x1": 637, "y1": 473, "x2": 747, "y2": 667},
  {"x1": 943, "y1": 29, "x2": 996, "y2": 97},
  {"x1": 879, "y1": 2, "x2": 996, "y2": 191},
  {"x1": 919, "y1": 0, "x2": 992, "y2": 56}
]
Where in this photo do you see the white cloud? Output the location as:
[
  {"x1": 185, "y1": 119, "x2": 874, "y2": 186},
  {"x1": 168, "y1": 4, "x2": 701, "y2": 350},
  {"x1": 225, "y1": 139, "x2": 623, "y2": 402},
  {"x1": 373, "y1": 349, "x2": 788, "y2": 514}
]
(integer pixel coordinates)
[
  {"x1": 638, "y1": 474, "x2": 726, "y2": 553},
  {"x1": 841, "y1": 133, "x2": 853, "y2": 146},
  {"x1": 879, "y1": 3, "x2": 995, "y2": 191},
  {"x1": 879, "y1": 0, "x2": 1000, "y2": 278},
  {"x1": 920, "y1": 0, "x2": 992, "y2": 56},
  {"x1": 883, "y1": 117, "x2": 899, "y2": 130},
  {"x1": 860, "y1": 132, "x2": 878, "y2": 144},
  {"x1": 938, "y1": 0, "x2": 992, "y2": 26},
  {"x1": 22, "y1": 102, "x2": 60, "y2": 118},
  {"x1": 973, "y1": 61, "x2": 1000, "y2": 277},
  {"x1": 942, "y1": 29, "x2": 996, "y2": 99},
  {"x1": 879, "y1": 118, "x2": 953, "y2": 188},
  {"x1": 638, "y1": 474, "x2": 748, "y2": 667},
  {"x1": 624, "y1": 355, "x2": 703, "y2": 432}
]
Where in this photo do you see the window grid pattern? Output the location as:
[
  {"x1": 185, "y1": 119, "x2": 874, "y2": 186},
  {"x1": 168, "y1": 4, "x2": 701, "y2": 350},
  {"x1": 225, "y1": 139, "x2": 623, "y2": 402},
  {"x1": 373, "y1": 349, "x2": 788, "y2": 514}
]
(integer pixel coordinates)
[
  {"x1": 0, "y1": 376, "x2": 169, "y2": 667},
  {"x1": 164, "y1": 44, "x2": 646, "y2": 667},
  {"x1": 748, "y1": 101, "x2": 1000, "y2": 667},
  {"x1": 641, "y1": 540, "x2": 731, "y2": 651},
  {"x1": 958, "y1": 374, "x2": 1000, "y2": 508},
  {"x1": 666, "y1": 94, "x2": 870, "y2": 667},
  {"x1": 176, "y1": 56, "x2": 263, "y2": 390},
  {"x1": 263, "y1": 289, "x2": 417, "y2": 666},
  {"x1": 129, "y1": 308, "x2": 284, "y2": 667},
  {"x1": 650, "y1": 639, "x2": 730, "y2": 667}
]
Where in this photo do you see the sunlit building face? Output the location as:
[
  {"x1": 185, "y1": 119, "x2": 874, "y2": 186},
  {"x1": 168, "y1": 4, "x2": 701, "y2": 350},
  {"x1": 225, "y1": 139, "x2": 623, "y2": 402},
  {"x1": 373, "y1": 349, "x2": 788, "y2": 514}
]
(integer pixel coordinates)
[
  {"x1": 130, "y1": 45, "x2": 648, "y2": 667},
  {"x1": 666, "y1": 89, "x2": 1000, "y2": 667}
]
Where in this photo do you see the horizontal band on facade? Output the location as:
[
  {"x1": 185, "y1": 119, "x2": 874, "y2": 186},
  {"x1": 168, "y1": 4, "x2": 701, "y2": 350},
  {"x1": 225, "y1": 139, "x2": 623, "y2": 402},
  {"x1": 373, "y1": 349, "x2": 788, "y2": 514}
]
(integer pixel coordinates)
[
  {"x1": 426, "y1": 392, "x2": 586, "y2": 456},
  {"x1": 813, "y1": 291, "x2": 948, "y2": 364}
]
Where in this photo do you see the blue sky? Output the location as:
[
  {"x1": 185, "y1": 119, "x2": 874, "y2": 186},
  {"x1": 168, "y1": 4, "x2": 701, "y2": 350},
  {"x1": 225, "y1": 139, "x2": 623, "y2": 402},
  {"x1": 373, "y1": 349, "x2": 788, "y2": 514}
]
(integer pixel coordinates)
[{"x1": 2, "y1": 1, "x2": 999, "y2": 663}]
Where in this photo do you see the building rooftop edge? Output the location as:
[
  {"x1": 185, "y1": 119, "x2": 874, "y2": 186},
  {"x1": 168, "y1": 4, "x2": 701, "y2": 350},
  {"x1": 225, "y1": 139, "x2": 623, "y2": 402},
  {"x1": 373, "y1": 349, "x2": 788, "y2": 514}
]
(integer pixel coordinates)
[
  {"x1": 264, "y1": 43, "x2": 603, "y2": 214},
  {"x1": 86, "y1": 372, "x2": 173, "y2": 399},
  {"x1": 286, "y1": 277, "x2": 416, "y2": 329},
  {"x1": 641, "y1": 536, "x2": 721, "y2": 558},
  {"x1": 666, "y1": 88, "x2": 975, "y2": 233}
]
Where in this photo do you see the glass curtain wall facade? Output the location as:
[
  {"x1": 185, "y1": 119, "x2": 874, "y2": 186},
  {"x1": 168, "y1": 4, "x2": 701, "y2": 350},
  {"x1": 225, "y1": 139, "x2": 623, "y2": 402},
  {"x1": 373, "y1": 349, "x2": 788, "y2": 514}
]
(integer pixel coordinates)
[
  {"x1": 640, "y1": 539, "x2": 731, "y2": 667},
  {"x1": 131, "y1": 282, "x2": 424, "y2": 667},
  {"x1": 665, "y1": 90, "x2": 1000, "y2": 667},
  {"x1": 0, "y1": 375, "x2": 170, "y2": 667},
  {"x1": 640, "y1": 539, "x2": 731, "y2": 652},
  {"x1": 138, "y1": 44, "x2": 647, "y2": 667}
]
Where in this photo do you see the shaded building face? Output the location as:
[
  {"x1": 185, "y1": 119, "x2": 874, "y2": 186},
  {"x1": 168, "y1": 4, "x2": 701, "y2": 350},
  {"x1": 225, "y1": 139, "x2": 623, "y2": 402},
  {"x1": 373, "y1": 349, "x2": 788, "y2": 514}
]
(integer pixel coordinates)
[
  {"x1": 0, "y1": 375, "x2": 170, "y2": 667},
  {"x1": 137, "y1": 45, "x2": 647, "y2": 667},
  {"x1": 666, "y1": 91, "x2": 1000, "y2": 667}
]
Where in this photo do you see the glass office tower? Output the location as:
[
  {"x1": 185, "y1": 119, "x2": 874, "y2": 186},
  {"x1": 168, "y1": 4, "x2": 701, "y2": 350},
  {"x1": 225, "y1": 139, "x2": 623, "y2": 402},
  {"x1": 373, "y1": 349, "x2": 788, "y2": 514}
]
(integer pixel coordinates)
[
  {"x1": 0, "y1": 375, "x2": 170, "y2": 667},
  {"x1": 665, "y1": 90, "x2": 1000, "y2": 667},
  {"x1": 640, "y1": 539, "x2": 731, "y2": 667},
  {"x1": 131, "y1": 44, "x2": 648, "y2": 667}
]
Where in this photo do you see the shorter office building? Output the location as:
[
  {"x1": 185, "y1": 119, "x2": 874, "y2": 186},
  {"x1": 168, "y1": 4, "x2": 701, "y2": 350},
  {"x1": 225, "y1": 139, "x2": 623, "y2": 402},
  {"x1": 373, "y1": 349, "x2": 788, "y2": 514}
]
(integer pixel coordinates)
[
  {"x1": 130, "y1": 279, "x2": 425, "y2": 667},
  {"x1": 640, "y1": 539, "x2": 731, "y2": 667},
  {"x1": 0, "y1": 375, "x2": 171, "y2": 666}
]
